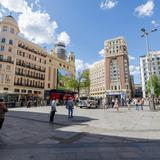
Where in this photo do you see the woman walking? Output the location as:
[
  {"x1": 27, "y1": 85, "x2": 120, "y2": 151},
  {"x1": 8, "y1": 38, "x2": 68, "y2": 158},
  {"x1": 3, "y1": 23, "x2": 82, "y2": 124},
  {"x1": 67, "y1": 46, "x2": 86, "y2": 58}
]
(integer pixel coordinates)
[{"x1": 114, "y1": 98, "x2": 119, "y2": 112}]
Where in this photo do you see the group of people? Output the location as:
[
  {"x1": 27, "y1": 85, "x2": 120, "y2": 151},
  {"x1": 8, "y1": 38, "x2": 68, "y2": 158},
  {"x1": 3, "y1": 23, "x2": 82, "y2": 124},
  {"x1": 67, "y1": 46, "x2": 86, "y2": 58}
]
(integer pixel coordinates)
[
  {"x1": 102, "y1": 98, "x2": 120, "y2": 111},
  {"x1": 49, "y1": 97, "x2": 74, "y2": 123},
  {"x1": 102, "y1": 97, "x2": 145, "y2": 112},
  {"x1": 134, "y1": 98, "x2": 144, "y2": 111}
]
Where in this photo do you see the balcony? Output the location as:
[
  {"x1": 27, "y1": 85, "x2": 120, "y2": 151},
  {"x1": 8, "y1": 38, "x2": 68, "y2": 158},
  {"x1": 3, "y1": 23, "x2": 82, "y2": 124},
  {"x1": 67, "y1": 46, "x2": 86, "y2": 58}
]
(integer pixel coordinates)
[
  {"x1": 15, "y1": 72, "x2": 45, "y2": 80},
  {"x1": 14, "y1": 82, "x2": 44, "y2": 89},
  {"x1": 16, "y1": 62, "x2": 45, "y2": 72},
  {"x1": 18, "y1": 43, "x2": 47, "y2": 58},
  {"x1": 0, "y1": 58, "x2": 14, "y2": 64}
]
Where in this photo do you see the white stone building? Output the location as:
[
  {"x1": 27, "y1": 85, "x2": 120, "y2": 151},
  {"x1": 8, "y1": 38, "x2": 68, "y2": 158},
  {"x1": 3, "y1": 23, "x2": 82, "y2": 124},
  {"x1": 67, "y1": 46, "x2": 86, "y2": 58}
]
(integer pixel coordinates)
[
  {"x1": 90, "y1": 60, "x2": 105, "y2": 97},
  {"x1": 140, "y1": 51, "x2": 160, "y2": 98}
]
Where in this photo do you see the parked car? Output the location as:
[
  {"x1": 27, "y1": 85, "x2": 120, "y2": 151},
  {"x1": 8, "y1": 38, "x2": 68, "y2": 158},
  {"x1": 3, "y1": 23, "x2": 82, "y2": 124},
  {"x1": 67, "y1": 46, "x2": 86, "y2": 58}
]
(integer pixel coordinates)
[{"x1": 78, "y1": 96, "x2": 98, "y2": 108}]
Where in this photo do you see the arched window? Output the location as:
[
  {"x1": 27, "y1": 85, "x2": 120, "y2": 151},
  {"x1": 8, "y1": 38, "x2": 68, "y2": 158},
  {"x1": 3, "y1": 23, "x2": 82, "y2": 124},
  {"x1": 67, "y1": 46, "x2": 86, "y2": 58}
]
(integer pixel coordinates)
[
  {"x1": 1, "y1": 38, "x2": 5, "y2": 43},
  {"x1": 9, "y1": 40, "x2": 13, "y2": 45}
]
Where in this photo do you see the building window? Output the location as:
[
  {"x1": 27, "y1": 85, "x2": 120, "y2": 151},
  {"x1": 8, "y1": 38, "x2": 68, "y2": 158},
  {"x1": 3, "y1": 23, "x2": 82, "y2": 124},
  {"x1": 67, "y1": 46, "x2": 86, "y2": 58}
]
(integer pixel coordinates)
[
  {"x1": 28, "y1": 90, "x2": 32, "y2": 93},
  {"x1": 0, "y1": 46, "x2": 4, "y2": 51},
  {"x1": 3, "y1": 26, "x2": 7, "y2": 32},
  {"x1": 9, "y1": 40, "x2": 13, "y2": 45},
  {"x1": 4, "y1": 88, "x2": 8, "y2": 91},
  {"x1": 1, "y1": 38, "x2": 5, "y2": 43},
  {"x1": 21, "y1": 89, "x2": 26, "y2": 93},
  {"x1": 8, "y1": 47, "x2": 12, "y2": 52},
  {"x1": 6, "y1": 65, "x2": 11, "y2": 70},
  {"x1": 14, "y1": 89, "x2": 20, "y2": 92},
  {"x1": 10, "y1": 28, "x2": 14, "y2": 34},
  {"x1": 48, "y1": 83, "x2": 50, "y2": 88}
]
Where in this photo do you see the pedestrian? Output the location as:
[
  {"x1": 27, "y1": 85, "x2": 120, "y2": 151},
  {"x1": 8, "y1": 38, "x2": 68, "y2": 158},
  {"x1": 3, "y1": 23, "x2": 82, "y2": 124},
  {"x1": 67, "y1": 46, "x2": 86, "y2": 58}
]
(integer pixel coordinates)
[
  {"x1": 111, "y1": 99, "x2": 115, "y2": 108},
  {"x1": 50, "y1": 97, "x2": 57, "y2": 123},
  {"x1": 0, "y1": 99, "x2": 8, "y2": 129},
  {"x1": 134, "y1": 98, "x2": 139, "y2": 111},
  {"x1": 102, "y1": 97, "x2": 108, "y2": 111},
  {"x1": 114, "y1": 98, "x2": 119, "y2": 112},
  {"x1": 66, "y1": 97, "x2": 74, "y2": 118},
  {"x1": 140, "y1": 98, "x2": 144, "y2": 110},
  {"x1": 127, "y1": 98, "x2": 131, "y2": 110}
]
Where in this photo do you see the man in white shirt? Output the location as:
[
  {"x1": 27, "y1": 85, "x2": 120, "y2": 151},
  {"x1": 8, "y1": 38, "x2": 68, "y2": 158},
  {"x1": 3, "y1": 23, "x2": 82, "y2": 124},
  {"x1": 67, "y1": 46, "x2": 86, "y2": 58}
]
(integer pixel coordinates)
[{"x1": 50, "y1": 98, "x2": 57, "y2": 123}]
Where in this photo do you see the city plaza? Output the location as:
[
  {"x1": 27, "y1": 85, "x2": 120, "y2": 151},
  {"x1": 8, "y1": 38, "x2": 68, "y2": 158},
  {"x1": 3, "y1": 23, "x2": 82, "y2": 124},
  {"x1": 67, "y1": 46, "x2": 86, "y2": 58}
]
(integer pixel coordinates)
[
  {"x1": 0, "y1": 2, "x2": 160, "y2": 160},
  {"x1": 1, "y1": 104, "x2": 160, "y2": 159}
]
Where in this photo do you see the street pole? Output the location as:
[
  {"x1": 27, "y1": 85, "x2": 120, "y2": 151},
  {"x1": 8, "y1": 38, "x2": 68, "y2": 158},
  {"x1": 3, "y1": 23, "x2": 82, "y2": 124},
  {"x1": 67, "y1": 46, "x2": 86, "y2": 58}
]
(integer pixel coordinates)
[{"x1": 141, "y1": 28, "x2": 156, "y2": 111}]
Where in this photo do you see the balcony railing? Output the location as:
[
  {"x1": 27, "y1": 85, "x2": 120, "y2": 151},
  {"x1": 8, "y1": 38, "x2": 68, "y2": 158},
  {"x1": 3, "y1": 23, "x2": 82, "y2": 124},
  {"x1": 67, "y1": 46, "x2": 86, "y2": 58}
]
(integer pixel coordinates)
[
  {"x1": 0, "y1": 58, "x2": 14, "y2": 64},
  {"x1": 14, "y1": 82, "x2": 44, "y2": 89},
  {"x1": 15, "y1": 72, "x2": 45, "y2": 80},
  {"x1": 18, "y1": 43, "x2": 47, "y2": 58},
  {"x1": 16, "y1": 62, "x2": 45, "y2": 72}
]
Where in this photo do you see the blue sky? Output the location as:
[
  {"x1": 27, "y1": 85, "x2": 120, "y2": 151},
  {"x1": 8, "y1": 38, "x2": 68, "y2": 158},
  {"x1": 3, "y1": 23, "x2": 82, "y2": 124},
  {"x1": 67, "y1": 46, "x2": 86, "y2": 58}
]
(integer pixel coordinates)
[{"x1": 0, "y1": 0, "x2": 160, "y2": 84}]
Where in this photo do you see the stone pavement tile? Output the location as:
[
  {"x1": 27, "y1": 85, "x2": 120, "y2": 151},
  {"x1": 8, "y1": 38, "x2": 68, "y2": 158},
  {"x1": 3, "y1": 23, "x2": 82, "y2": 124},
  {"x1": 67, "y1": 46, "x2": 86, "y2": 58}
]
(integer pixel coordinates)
[
  {"x1": 0, "y1": 149, "x2": 30, "y2": 160},
  {"x1": 38, "y1": 138, "x2": 59, "y2": 144},
  {"x1": 73, "y1": 136, "x2": 101, "y2": 143},
  {"x1": 99, "y1": 152, "x2": 123, "y2": 160},
  {"x1": 53, "y1": 153, "x2": 77, "y2": 160},
  {"x1": 76, "y1": 152, "x2": 102, "y2": 160}
]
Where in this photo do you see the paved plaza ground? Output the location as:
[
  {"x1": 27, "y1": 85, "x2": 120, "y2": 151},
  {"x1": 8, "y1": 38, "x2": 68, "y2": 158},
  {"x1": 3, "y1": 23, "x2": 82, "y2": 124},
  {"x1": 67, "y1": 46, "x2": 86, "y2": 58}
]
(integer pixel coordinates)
[{"x1": 1, "y1": 105, "x2": 160, "y2": 160}]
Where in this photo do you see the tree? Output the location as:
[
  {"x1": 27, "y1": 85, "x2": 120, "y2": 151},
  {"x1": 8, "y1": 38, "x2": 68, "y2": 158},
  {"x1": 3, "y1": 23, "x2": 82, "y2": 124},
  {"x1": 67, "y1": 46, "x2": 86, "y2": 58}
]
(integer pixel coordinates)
[
  {"x1": 64, "y1": 70, "x2": 90, "y2": 97},
  {"x1": 147, "y1": 74, "x2": 160, "y2": 98}
]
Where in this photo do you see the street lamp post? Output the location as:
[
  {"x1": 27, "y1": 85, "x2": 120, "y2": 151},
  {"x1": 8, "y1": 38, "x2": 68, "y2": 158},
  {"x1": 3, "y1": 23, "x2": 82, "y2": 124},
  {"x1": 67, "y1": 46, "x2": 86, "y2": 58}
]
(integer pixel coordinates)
[{"x1": 141, "y1": 28, "x2": 157, "y2": 111}]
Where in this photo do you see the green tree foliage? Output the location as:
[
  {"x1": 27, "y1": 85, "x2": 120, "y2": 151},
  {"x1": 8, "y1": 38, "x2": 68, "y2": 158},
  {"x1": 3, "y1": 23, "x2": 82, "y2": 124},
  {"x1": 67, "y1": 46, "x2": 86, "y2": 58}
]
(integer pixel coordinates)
[
  {"x1": 64, "y1": 70, "x2": 90, "y2": 97},
  {"x1": 147, "y1": 74, "x2": 160, "y2": 97}
]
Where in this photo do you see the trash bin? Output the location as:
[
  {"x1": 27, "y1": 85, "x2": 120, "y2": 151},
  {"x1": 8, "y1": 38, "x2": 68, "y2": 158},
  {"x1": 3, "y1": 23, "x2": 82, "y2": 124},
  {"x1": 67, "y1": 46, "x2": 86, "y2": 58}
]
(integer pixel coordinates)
[{"x1": 149, "y1": 98, "x2": 155, "y2": 111}]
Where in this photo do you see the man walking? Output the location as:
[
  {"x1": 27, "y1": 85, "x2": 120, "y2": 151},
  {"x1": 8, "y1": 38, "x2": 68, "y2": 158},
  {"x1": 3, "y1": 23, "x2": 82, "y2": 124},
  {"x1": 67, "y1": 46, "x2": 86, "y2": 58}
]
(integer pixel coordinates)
[
  {"x1": 66, "y1": 97, "x2": 74, "y2": 118},
  {"x1": 0, "y1": 99, "x2": 8, "y2": 129},
  {"x1": 50, "y1": 97, "x2": 57, "y2": 123},
  {"x1": 102, "y1": 97, "x2": 108, "y2": 111}
]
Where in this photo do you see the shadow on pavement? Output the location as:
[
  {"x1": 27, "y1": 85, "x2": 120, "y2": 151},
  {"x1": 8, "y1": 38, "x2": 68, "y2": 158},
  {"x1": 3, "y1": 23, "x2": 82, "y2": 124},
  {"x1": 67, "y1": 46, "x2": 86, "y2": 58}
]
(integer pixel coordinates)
[{"x1": 0, "y1": 109, "x2": 160, "y2": 160}]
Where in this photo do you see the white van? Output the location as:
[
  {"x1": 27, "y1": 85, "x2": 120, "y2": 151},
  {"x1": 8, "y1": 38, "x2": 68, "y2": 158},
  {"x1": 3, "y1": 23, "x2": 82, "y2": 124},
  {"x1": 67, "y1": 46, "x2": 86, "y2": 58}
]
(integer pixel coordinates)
[{"x1": 78, "y1": 96, "x2": 98, "y2": 108}]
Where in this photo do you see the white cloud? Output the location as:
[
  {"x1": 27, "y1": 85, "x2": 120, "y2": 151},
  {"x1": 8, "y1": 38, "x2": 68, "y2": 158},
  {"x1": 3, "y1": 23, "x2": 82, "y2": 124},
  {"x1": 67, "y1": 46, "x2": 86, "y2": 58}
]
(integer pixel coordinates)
[
  {"x1": 0, "y1": 0, "x2": 71, "y2": 45},
  {"x1": 75, "y1": 59, "x2": 92, "y2": 72},
  {"x1": 135, "y1": 0, "x2": 154, "y2": 17},
  {"x1": 18, "y1": 10, "x2": 58, "y2": 44},
  {"x1": 57, "y1": 32, "x2": 70, "y2": 46},
  {"x1": 129, "y1": 55, "x2": 136, "y2": 61},
  {"x1": 98, "y1": 49, "x2": 105, "y2": 57},
  {"x1": 0, "y1": 0, "x2": 29, "y2": 13},
  {"x1": 100, "y1": 0, "x2": 118, "y2": 10},
  {"x1": 151, "y1": 20, "x2": 159, "y2": 27},
  {"x1": 129, "y1": 65, "x2": 140, "y2": 75}
]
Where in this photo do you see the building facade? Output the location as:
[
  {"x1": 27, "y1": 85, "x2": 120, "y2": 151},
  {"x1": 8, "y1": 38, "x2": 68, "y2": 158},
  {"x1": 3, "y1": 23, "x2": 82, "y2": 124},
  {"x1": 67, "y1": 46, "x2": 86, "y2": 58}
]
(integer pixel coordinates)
[
  {"x1": 104, "y1": 37, "x2": 131, "y2": 98},
  {"x1": 0, "y1": 15, "x2": 75, "y2": 97},
  {"x1": 90, "y1": 60, "x2": 105, "y2": 97},
  {"x1": 140, "y1": 51, "x2": 160, "y2": 98}
]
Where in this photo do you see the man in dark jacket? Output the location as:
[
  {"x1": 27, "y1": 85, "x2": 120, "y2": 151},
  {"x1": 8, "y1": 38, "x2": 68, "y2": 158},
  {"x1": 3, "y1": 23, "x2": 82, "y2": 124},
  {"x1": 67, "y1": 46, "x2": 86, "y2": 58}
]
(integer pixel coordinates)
[
  {"x1": 66, "y1": 97, "x2": 74, "y2": 118},
  {"x1": 0, "y1": 99, "x2": 8, "y2": 129}
]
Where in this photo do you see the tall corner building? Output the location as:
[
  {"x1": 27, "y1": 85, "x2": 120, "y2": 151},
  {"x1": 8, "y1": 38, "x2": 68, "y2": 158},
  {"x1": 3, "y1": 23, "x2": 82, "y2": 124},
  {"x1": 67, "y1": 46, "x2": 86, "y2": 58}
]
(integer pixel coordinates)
[{"x1": 104, "y1": 37, "x2": 131, "y2": 98}]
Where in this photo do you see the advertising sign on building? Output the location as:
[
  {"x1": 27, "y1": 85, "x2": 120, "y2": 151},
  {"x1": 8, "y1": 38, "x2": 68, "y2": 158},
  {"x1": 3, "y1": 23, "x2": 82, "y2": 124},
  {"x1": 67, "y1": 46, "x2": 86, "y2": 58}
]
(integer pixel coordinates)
[{"x1": 57, "y1": 68, "x2": 72, "y2": 90}]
